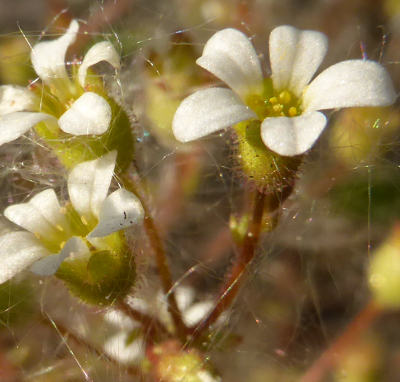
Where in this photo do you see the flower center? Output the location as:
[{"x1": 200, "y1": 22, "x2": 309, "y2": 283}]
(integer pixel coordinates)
[{"x1": 245, "y1": 79, "x2": 302, "y2": 120}]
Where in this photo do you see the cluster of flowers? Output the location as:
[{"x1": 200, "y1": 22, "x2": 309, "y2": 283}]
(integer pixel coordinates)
[
  {"x1": 0, "y1": 20, "x2": 396, "y2": 377},
  {"x1": 0, "y1": 17, "x2": 396, "y2": 303},
  {"x1": 0, "y1": 21, "x2": 143, "y2": 282}
]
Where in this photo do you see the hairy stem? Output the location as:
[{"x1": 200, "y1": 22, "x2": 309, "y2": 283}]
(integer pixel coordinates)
[
  {"x1": 190, "y1": 190, "x2": 266, "y2": 340},
  {"x1": 121, "y1": 168, "x2": 188, "y2": 342},
  {"x1": 300, "y1": 300, "x2": 381, "y2": 382}
]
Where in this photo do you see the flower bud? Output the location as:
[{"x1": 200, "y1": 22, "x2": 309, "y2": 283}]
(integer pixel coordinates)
[
  {"x1": 150, "y1": 340, "x2": 220, "y2": 382},
  {"x1": 368, "y1": 225, "x2": 400, "y2": 309}
]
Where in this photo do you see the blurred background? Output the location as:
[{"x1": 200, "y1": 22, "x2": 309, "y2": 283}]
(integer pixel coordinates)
[{"x1": 1, "y1": 0, "x2": 400, "y2": 381}]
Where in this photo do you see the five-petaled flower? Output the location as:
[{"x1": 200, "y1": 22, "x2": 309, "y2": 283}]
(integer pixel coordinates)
[
  {"x1": 0, "y1": 20, "x2": 121, "y2": 146},
  {"x1": 0, "y1": 151, "x2": 144, "y2": 283},
  {"x1": 173, "y1": 25, "x2": 396, "y2": 156}
]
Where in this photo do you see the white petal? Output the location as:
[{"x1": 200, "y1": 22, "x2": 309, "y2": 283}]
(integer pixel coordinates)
[
  {"x1": 0, "y1": 231, "x2": 49, "y2": 283},
  {"x1": 126, "y1": 296, "x2": 149, "y2": 315},
  {"x1": 0, "y1": 112, "x2": 54, "y2": 145},
  {"x1": 58, "y1": 92, "x2": 111, "y2": 135},
  {"x1": 104, "y1": 333, "x2": 145, "y2": 364},
  {"x1": 30, "y1": 237, "x2": 89, "y2": 276},
  {"x1": 261, "y1": 112, "x2": 327, "y2": 156},
  {"x1": 31, "y1": 20, "x2": 79, "y2": 84},
  {"x1": 303, "y1": 60, "x2": 397, "y2": 111},
  {"x1": 196, "y1": 28, "x2": 263, "y2": 98},
  {"x1": 68, "y1": 151, "x2": 117, "y2": 219},
  {"x1": 88, "y1": 188, "x2": 144, "y2": 238},
  {"x1": 104, "y1": 310, "x2": 139, "y2": 330},
  {"x1": 269, "y1": 25, "x2": 328, "y2": 97},
  {"x1": 175, "y1": 286, "x2": 195, "y2": 312},
  {"x1": 183, "y1": 301, "x2": 214, "y2": 327},
  {"x1": 4, "y1": 189, "x2": 69, "y2": 238},
  {"x1": 0, "y1": 85, "x2": 37, "y2": 114},
  {"x1": 78, "y1": 41, "x2": 120, "y2": 87},
  {"x1": 173, "y1": 88, "x2": 256, "y2": 142}
]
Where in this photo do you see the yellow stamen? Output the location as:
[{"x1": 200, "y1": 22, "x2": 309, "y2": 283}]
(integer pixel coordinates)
[
  {"x1": 269, "y1": 96, "x2": 278, "y2": 104},
  {"x1": 59, "y1": 241, "x2": 66, "y2": 249},
  {"x1": 273, "y1": 104, "x2": 283, "y2": 113},
  {"x1": 288, "y1": 107, "x2": 298, "y2": 117},
  {"x1": 279, "y1": 90, "x2": 291, "y2": 104},
  {"x1": 56, "y1": 224, "x2": 64, "y2": 232},
  {"x1": 34, "y1": 232, "x2": 41, "y2": 240},
  {"x1": 81, "y1": 216, "x2": 88, "y2": 226}
]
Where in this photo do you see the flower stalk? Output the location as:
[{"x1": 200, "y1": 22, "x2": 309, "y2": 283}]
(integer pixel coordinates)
[
  {"x1": 121, "y1": 168, "x2": 189, "y2": 342},
  {"x1": 190, "y1": 189, "x2": 265, "y2": 341}
]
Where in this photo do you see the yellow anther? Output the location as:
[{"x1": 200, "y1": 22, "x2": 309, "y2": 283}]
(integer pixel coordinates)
[
  {"x1": 56, "y1": 224, "x2": 64, "y2": 232},
  {"x1": 269, "y1": 96, "x2": 278, "y2": 104},
  {"x1": 272, "y1": 104, "x2": 283, "y2": 113},
  {"x1": 288, "y1": 107, "x2": 298, "y2": 117},
  {"x1": 34, "y1": 232, "x2": 41, "y2": 240},
  {"x1": 279, "y1": 90, "x2": 291, "y2": 104},
  {"x1": 60, "y1": 207, "x2": 67, "y2": 214},
  {"x1": 59, "y1": 241, "x2": 66, "y2": 249},
  {"x1": 81, "y1": 216, "x2": 88, "y2": 226}
]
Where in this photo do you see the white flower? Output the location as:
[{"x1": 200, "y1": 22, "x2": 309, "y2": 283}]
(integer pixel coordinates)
[
  {"x1": 0, "y1": 20, "x2": 121, "y2": 146},
  {"x1": 0, "y1": 151, "x2": 144, "y2": 283},
  {"x1": 124, "y1": 285, "x2": 223, "y2": 330},
  {"x1": 173, "y1": 26, "x2": 396, "y2": 156},
  {"x1": 103, "y1": 331, "x2": 145, "y2": 365},
  {"x1": 103, "y1": 310, "x2": 145, "y2": 365},
  {"x1": 174, "y1": 285, "x2": 218, "y2": 327}
]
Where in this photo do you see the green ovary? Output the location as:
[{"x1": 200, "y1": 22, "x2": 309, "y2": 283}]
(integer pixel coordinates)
[
  {"x1": 234, "y1": 120, "x2": 301, "y2": 192},
  {"x1": 233, "y1": 79, "x2": 303, "y2": 192}
]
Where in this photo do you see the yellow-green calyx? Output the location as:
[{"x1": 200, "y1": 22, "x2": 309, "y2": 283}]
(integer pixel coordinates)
[
  {"x1": 234, "y1": 120, "x2": 301, "y2": 193},
  {"x1": 57, "y1": 243, "x2": 136, "y2": 306},
  {"x1": 56, "y1": 228, "x2": 135, "y2": 306},
  {"x1": 233, "y1": 79, "x2": 302, "y2": 192},
  {"x1": 38, "y1": 204, "x2": 136, "y2": 306},
  {"x1": 31, "y1": 66, "x2": 134, "y2": 171}
]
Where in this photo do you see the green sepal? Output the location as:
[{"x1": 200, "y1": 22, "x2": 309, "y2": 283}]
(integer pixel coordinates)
[
  {"x1": 234, "y1": 119, "x2": 302, "y2": 193},
  {"x1": 56, "y1": 247, "x2": 135, "y2": 306}
]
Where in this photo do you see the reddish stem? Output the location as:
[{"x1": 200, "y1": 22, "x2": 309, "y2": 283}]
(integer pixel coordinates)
[
  {"x1": 190, "y1": 190, "x2": 265, "y2": 339},
  {"x1": 300, "y1": 300, "x2": 381, "y2": 382},
  {"x1": 121, "y1": 170, "x2": 188, "y2": 342}
]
